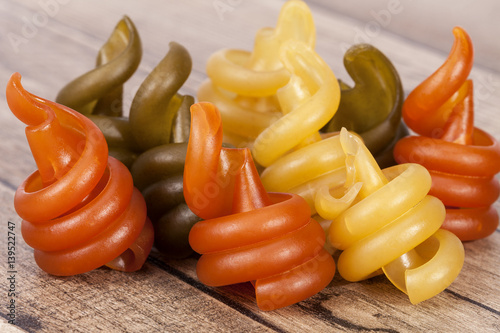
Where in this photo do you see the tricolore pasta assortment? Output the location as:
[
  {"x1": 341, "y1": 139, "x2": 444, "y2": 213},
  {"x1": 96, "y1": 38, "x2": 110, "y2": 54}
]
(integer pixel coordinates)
[{"x1": 6, "y1": 0, "x2": 499, "y2": 311}]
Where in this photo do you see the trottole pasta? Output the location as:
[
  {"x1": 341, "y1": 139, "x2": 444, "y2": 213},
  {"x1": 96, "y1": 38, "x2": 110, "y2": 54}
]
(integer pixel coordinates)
[
  {"x1": 184, "y1": 102, "x2": 335, "y2": 311},
  {"x1": 56, "y1": 17, "x2": 199, "y2": 257},
  {"x1": 394, "y1": 27, "x2": 500, "y2": 241},
  {"x1": 320, "y1": 129, "x2": 465, "y2": 304},
  {"x1": 321, "y1": 44, "x2": 408, "y2": 168},
  {"x1": 197, "y1": 0, "x2": 316, "y2": 149},
  {"x1": 7, "y1": 73, "x2": 154, "y2": 276}
]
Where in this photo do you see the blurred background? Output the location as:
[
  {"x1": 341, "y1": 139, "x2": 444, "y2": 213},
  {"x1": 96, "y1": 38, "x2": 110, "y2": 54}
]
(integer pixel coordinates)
[
  {"x1": 1, "y1": 0, "x2": 498, "y2": 106},
  {"x1": 311, "y1": 0, "x2": 500, "y2": 73}
]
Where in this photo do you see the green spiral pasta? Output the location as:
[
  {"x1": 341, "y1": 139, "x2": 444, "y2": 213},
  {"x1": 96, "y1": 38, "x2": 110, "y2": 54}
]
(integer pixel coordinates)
[
  {"x1": 56, "y1": 15, "x2": 142, "y2": 116},
  {"x1": 321, "y1": 44, "x2": 408, "y2": 167},
  {"x1": 56, "y1": 16, "x2": 199, "y2": 258}
]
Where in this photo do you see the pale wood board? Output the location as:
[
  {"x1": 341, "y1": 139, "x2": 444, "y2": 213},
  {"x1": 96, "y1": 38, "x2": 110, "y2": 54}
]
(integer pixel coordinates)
[{"x1": 0, "y1": 0, "x2": 499, "y2": 332}]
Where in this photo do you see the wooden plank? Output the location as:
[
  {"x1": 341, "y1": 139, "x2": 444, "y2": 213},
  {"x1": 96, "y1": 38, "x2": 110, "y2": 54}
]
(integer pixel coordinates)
[
  {"x1": 0, "y1": 0, "x2": 499, "y2": 332},
  {"x1": 160, "y1": 234, "x2": 500, "y2": 333},
  {"x1": 0, "y1": 191, "x2": 279, "y2": 332}
]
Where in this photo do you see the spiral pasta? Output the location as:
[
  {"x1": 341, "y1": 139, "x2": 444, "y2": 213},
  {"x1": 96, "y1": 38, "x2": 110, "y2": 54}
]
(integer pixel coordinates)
[
  {"x1": 321, "y1": 44, "x2": 408, "y2": 168},
  {"x1": 184, "y1": 102, "x2": 335, "y2": 311},
  {"x1": 7, "y1": 73, "x2": 154, "y2": 276},
  {"x1": 393, "y1": 27, "x2": 500, "y2": 241},
  {"x1": 55, "y1": 16, "x2": 199, "y2": 256},
  {"x1": 197, "y1": 0, "x2": 316, "y2": 148},
  {"x1": 256, "y1": 39, "x2": 342, "y2": 215},
  {"x1": 319, "y1": 129, "x2": 464, "y2": 304},
  {"x1": 131, "y1": 143, "x2": 201, "y2": 258},
  {"x1": 56, "y1": 16, "x2": 194, "y2": 167},
  {"x1": 260, "y1": 133, "x2": 348, "y2": 220},
  {"x1": 251, "y1": 39, "x2": 340, "y2": 167},
  {"x1": 125, "y1": 43, "x2": 197, "y2": 257}
]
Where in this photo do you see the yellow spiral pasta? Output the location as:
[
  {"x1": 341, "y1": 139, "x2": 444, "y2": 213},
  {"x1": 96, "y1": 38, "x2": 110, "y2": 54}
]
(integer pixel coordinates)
[
  {"x1": 252, "y1": 40, "x2": 340, "y2": 167},
  {"x1": 317, "y1": 129, "x2": 464, "y2": 304},
  {"x1": 197, "y1": 0, "x2": 316, "y2": 148}
]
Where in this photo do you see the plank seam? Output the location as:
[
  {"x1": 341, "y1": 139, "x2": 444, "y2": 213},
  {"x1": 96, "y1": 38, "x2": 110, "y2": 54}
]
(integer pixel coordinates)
[
  {"x1": 444, "y1": 289, "x2": 500, "y2": 316},
  {"x1": 0, "y1": 178, "x2": 18, "y2": 192},
  {"x1": 146, "y1": 256, "x2": 286, "y2": 333}
]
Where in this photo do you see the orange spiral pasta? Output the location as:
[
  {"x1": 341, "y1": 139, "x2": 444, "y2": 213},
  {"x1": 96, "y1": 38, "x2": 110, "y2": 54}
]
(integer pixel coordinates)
[
  {"x1": 184, "y1": 102, "x2": 335, "y2": 311},
  {"x1": 394, "y1": 27, "x2": 500, "y2": 241},
  {"x1": 7, "y1": 73, "x2": 154, "y2": 276}
]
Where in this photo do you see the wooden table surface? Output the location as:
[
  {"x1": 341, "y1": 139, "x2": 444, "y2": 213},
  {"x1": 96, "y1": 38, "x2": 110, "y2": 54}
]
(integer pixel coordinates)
[{"x1": 1, "y1": 1, "x2": 499, "y2": 332}]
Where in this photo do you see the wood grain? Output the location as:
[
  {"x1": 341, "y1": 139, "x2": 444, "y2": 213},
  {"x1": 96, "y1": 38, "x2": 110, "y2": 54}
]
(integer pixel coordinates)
[{"x1": 1, "y1": 0, "x2": 499, "y2": 332}]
